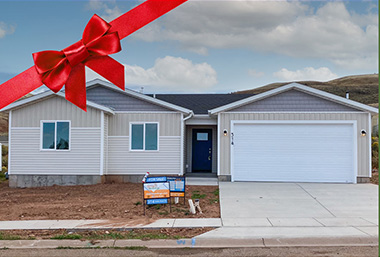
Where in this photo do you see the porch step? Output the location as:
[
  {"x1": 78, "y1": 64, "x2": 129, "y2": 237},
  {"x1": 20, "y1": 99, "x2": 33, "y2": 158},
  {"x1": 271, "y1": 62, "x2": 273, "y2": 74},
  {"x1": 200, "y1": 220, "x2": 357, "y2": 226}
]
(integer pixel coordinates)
[{"x1": 186, "y1": 177, "x2": 218, "y2": 186}]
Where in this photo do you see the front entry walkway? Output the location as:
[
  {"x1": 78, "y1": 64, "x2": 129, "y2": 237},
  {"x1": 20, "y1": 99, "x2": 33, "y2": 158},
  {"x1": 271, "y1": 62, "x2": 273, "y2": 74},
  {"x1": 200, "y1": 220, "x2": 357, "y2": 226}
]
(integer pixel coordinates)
[{"x1": 197, "y1": 182, "x2": 378, "y2": 239}]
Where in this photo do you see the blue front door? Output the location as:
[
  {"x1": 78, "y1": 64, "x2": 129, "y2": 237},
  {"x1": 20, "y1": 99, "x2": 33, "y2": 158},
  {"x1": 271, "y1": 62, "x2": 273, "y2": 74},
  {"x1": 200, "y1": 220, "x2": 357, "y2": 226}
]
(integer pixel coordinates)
[{"x1": 192, "y1": 129, "x2": 212, "y2": 172}]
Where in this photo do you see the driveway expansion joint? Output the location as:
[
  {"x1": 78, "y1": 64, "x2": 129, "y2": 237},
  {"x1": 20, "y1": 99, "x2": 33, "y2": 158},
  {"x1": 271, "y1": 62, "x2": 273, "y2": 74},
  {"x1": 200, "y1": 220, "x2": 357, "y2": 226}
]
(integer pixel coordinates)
[{"x1": 295, "y1": 183, "x2": 336, "y2": 218}]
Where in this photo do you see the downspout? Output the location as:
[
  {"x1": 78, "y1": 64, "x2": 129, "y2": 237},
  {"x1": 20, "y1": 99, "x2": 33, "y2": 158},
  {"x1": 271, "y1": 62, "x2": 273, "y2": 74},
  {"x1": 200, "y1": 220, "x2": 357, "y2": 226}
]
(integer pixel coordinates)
[
  {"x1": 183, "y1": 111, "x2": 194, "y2": 121},
  {"x1": 181, "y1": 111, "x2": 193, "y2": 175}
]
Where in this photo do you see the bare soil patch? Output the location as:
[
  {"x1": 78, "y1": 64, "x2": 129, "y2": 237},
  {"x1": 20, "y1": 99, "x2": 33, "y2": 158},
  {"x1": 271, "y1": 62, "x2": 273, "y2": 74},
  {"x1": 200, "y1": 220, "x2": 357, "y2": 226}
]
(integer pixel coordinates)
[
  {"x1": 0, "y1": 182, "x2": 220, "y2": 222},
  {"x1": 370, "y1": 171, "x2": 378, "y2": 185}
]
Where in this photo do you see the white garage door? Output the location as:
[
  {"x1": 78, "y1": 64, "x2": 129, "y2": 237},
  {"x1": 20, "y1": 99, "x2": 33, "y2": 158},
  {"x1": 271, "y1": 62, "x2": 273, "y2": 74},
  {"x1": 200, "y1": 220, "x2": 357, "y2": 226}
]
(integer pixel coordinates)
[{"x1": 232, "y1": 121, "x2": 356, "y2": 183}]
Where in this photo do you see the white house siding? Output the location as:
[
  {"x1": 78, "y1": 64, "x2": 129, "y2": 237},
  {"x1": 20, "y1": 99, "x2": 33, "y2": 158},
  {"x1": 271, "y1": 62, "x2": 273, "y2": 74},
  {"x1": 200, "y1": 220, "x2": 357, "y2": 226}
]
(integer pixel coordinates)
[
  {"x1": 12, "y1": 96, "x2": 101, "y2": 127},
  {"x1": 108, "y1": 137, "x2": 181, "y2": 174},
  {"x1": 10, "y1": 96, "x2": 102, "y2": 176},
  {"x1": 107, "y1": 113, "x2": 182, "y2": 175},
  {"x1": 219, "y1": 112, "x2": 370, "y2": 177},
  {"x1": 10, "y1": 128, "x2": 101, "y2": 175},
  {"x1": 108, "y1": 113, "x2": 182, "y2": 136}
]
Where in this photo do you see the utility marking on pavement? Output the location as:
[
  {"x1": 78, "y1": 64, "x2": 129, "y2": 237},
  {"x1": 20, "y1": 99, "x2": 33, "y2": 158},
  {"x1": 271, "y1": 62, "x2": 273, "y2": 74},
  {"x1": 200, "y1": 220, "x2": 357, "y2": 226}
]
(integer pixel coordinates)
[
  {"x1": 191, "y1": 238, "x2": 196, "y2": 247},
  {"x1": 296, "y1": 183, "x2": 336, "y2": 217},
  {"x1": 176, "y1": 240, "x2": 186, "y2": 245}
]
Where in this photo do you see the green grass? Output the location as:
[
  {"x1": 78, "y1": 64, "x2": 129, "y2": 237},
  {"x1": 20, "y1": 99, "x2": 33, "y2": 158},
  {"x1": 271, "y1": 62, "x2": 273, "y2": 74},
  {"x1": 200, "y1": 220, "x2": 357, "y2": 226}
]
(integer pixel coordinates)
[
  {"x1": 0, "y1": 233, "x2": 21, "y2": 240},
  {"x1": 0, "y1": 173, "x2": 6, "y2": 182},
  {"x1": 191, "y1": 191, "x2": 206, "y2": 199},
  {"x1": 134, "y1": 201, "x2": 142, "y2": 206},
  {"x1": 87, "y1": 232, "x2": 125, "y2": 240},
  {"x1": 51, "y1": 234, "x2": 82, "y2": 240},
  {"x1": 213, "y1": 189, "x2": 219, "y2": 197},
  {"x1": 52, "y1": 231, "x2": 180, "y2": 241}
]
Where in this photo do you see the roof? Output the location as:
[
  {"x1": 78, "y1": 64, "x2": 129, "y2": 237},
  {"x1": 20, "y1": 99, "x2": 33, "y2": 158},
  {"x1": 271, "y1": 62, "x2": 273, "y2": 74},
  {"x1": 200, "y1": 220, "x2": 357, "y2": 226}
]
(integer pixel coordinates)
[
  {"x1": 86, "y1": 80, "x2": 192, "y2": 114},
  {"x1": 150, "y1": 94, "x2": 254, "y2": 114},
  {"x1": 209, "y1": 83, "x2": 379, "y2": 115},
  {"x1": 0, "y1": 91, "x2": 116, "y2": 115}
]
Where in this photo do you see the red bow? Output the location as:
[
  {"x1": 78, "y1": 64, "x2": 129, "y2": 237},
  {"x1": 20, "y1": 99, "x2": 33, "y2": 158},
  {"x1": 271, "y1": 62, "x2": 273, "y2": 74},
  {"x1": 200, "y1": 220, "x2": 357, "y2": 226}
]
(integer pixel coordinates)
[
  {"x1": 0, "y1": 0, "x2": 188, "y2": 112},
  {"x1": 32, "y1": 14, "x2": 124, "y2": 111}
]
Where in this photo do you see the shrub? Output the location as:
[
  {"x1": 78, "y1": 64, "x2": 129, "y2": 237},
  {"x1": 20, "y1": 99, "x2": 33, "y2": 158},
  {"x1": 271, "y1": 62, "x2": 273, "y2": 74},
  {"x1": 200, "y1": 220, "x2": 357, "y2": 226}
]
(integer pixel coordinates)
[
  {"x1": 2, "y1": 156, "x2": 7, "y2": 168},
  {"x1": 1, "y1": 166, "x2": 7, "y2": 173},
  {"x1": 1, "y1": 145, "x2": 8, "y2": 157}
]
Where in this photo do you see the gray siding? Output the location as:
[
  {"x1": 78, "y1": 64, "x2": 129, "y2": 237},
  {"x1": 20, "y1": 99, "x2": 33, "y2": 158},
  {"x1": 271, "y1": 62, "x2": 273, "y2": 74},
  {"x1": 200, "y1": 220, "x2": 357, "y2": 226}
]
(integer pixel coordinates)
[
  {"x1": 185, "y1": 125, "x2": 217, "y2": 174},
  {"x1": 109, "y1": 113, "x2": 182, "y2": 136},
  {"x1": 107, "y1": 137, "x2": 181, "y2": 174},
  {"x1": 87, "y1": 86, "x2": 172, "y2": 112},
  {"x1": 12, "y1": 96, "x2": 101, "y2": 127},
  {"x1": 10, "y1": 128, "x2": 101, "y2": 175},
  {"x1": 103, "y1": 114, "x2": 109, "y2": 174},
  {"x1": 230, "y1": 90, "x2": 360, "y2": 112},
  {"x1": 219, "y1": 112, "x2": 371, "y2": 177}
]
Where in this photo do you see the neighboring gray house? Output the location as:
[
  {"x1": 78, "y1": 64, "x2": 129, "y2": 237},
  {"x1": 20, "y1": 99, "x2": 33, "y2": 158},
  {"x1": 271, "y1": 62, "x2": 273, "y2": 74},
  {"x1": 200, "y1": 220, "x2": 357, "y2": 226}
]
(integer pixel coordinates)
[{"x1": 1, "y1": 79, "x2": 378, "y2": 187}]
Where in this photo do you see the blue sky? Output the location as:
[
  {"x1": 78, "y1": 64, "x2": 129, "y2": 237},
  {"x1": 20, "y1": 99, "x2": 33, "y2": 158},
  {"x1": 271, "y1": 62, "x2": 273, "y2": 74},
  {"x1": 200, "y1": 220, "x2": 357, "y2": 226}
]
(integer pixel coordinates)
[{"x1": 0, "y1": 0, "x2": 378, "y2": 94}]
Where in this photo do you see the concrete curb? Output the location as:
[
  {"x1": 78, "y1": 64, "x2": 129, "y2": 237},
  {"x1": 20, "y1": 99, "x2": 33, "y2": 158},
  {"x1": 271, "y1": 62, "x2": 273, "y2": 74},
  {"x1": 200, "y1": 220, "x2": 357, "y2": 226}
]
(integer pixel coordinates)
[{"x1": 0, "y1": 237, "x2": 378, "y2": 249}]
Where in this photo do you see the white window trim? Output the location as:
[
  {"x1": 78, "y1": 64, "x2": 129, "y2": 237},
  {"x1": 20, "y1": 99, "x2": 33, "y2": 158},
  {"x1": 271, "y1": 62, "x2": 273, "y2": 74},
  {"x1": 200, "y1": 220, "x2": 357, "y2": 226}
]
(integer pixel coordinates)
[
  {"x1": 40, "y1": 120, "x2": 71, "y2": 151},
  {"x1": 129, "y1": 122, "x2": 159, "y2": 152}
]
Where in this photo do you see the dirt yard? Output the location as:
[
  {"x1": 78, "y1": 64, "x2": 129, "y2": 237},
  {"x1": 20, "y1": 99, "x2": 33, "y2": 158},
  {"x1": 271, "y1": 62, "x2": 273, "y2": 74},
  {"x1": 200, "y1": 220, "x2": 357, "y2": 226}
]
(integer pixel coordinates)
[
  {"x1": 0, "y1": 182, "x2": 220, "y2": 223},
  {"x1": 370, "y1": 171, "x2": 378, "y2": 185}
]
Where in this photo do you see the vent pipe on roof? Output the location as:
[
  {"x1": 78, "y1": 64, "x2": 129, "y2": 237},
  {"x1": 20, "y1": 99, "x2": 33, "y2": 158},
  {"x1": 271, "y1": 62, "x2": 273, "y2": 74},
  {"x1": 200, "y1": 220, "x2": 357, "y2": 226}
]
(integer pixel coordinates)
[
  {"x1": 153, "y1": 94, "x2": 156, "y2": 98},
  {"x1": 140, "y1": 87, "x2": 144, "y2": 94},
  {"x1": 346, "y1": 91, "x2": 349, "y2": 99}
]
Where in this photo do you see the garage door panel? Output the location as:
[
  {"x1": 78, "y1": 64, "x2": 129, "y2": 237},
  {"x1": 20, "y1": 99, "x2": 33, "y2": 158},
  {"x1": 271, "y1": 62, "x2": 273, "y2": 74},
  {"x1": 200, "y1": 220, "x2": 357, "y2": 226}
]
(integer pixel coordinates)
[{"x1": 232, "y1": 123, "x2": 355, "y2": 183}]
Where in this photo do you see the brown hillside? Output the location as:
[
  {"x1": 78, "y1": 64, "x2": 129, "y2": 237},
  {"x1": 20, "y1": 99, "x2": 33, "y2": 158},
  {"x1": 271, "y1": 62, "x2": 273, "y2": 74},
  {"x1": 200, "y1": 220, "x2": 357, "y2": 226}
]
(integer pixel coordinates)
[{"x1": 236, "y1": 74, "x2": 379, "y2": 105}]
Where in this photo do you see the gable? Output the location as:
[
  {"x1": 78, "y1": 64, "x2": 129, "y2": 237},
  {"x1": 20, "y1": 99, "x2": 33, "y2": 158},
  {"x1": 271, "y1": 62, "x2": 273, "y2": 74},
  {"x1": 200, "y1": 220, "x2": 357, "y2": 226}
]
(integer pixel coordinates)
[
  {"x1": 229, "y1": 89, "x2": 360, "y2": 112},
  {"x1": 12, "y1": 96, "x2": 101, "y2": 127},
  {"x1": 87, "y1": 86, "x2": 173, "y2": 112}
]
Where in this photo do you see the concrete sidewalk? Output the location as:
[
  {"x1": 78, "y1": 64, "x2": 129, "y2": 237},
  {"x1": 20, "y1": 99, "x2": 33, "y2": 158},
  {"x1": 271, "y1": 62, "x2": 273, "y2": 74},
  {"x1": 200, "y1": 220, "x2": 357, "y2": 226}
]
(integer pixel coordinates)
[{"x1": 0, "y1": 218, "x2": 222, "y2": 230}]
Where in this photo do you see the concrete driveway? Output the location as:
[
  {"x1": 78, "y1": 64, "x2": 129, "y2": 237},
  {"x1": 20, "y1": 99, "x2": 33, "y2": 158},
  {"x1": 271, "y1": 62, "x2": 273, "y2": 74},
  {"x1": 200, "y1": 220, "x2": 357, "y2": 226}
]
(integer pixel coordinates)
[{"x1": 197, "y1": 182, "x2": 378, "y2": 240}]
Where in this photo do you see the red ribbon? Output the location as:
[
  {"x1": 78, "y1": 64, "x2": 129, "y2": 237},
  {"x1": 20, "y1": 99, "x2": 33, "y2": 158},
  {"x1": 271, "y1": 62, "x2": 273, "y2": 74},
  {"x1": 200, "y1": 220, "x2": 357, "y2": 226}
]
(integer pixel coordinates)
[{"x1": 0, "y1": 0, "x2": 187, "y2": 111}]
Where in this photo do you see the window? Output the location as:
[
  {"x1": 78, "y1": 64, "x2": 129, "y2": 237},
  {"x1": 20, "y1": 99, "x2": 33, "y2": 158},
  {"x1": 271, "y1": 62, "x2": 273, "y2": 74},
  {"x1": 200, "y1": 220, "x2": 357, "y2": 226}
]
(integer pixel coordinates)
[
  {"x1": 130, "y1": 123, "x2": 158, "y2": 151},
  {"x1": 41, "y1": 121, "x2": 70, "y2": 150}
]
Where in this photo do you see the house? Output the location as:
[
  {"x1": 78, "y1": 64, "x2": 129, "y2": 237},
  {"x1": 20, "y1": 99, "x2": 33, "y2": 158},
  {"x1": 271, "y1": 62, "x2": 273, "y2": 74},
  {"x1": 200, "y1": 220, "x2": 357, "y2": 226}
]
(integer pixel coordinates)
[{"x1": 1, "y1": 79, "x2": 377, "y2": 187}]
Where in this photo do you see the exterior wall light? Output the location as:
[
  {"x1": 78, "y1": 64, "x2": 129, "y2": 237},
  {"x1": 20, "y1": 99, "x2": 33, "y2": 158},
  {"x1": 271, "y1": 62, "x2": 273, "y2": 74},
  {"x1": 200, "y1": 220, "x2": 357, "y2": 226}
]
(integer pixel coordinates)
[
  {"x1": 223, "y1": 129, "x2": 228, "y2": 136},
  {"x1": 361, "y1": 129, "x2": 367, "y2": 137}
]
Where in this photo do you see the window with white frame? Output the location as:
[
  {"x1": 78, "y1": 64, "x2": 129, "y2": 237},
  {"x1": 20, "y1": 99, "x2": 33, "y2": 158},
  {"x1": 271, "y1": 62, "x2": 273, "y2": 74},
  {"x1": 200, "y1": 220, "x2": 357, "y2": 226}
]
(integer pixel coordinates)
[
  {"x1": 130, "y1": 123, "x2": 158, "y2": 151},
  {"x1": 41, "y1": 121, "x2": 70, "y2": 150}
]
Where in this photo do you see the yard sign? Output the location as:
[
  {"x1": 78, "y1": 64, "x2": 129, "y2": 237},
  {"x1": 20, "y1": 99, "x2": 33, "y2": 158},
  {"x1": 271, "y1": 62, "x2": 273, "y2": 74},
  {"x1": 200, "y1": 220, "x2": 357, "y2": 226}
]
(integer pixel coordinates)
[
  {"x1": 143, "y1": 176, "x2": 170, "y2": 215},
  {"x1": 167, "y1": 176, "x2": 186, "y2": 204}
]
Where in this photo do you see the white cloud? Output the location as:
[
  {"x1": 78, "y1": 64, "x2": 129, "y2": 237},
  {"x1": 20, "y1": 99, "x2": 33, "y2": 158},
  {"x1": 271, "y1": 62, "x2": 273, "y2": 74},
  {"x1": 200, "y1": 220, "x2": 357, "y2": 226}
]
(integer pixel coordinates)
[
  {"x1": 0, "y1": 22, "x2": 15, "y2": 39},
  {"x1": 273, "y1": 67, "x2": 338, "y2": 82},
  {"x1": 132, "y1": 1, "x2": 378, "y2": 70},
  {"x1": 86, "y1": 56, "x2": 218, "y2": 92},
  {"x1": 248, "y1": 69, "x2": 264, "y2": 78},
  {"x1": 86, "y1": 0, "x2": 123, "y2": 22}
]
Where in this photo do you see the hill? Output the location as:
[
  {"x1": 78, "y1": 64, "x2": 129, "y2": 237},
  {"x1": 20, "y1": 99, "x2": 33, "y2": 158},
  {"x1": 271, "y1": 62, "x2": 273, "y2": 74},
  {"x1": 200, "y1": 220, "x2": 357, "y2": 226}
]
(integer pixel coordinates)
[
  {"x1": 0, "y1": 74, "x2": 378, "y2": 135},
  {"x1": 236, "y1": 74, "x2": 379, "y2": 105}
]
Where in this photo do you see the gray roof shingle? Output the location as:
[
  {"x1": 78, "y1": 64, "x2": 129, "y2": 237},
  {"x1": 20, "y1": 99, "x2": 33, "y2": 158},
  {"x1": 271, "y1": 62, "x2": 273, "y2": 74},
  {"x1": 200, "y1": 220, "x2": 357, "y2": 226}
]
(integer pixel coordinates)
[{"x1": 150, "y1": 94, "x2": 254, "y2": 114}]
